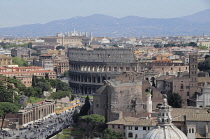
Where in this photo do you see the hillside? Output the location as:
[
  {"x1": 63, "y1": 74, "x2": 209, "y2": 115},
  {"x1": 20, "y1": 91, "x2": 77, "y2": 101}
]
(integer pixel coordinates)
[{"x1": 0, "y1": 9, "x2": 210, "y2": 37}]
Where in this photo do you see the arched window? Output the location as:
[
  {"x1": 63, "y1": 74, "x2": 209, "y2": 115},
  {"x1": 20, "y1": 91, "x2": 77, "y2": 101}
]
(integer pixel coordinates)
[
  {"x1": 192, "y1": 128, "x2": 194, "y2": 133},
  {"x1": 128, "y1": 132, "x2": 133, "y2": 138},
  {"x1": 189, "y1": 128, "x2": 191, "y2": 133}
]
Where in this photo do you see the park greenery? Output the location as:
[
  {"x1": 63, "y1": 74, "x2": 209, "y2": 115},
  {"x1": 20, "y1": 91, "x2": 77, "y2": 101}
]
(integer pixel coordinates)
[
  {"x1": 0, "y1": 102, "x2": 20, "y2": 130},
  {"x1": 12, "y1": 57, "x2": 28, "y2": 67},
  {"x1": 198, "y1": 46, "x2": 208, "y2": 50},
  {"x1": 163, "y1": 42, "x2": 198, "y2": 47},
  {"x1": 50, "y1": 91, "x2": 71, "y2": 100},
  {"x1": 71, "y1": 96, "x2": 122, "y2": 139},
  {"x1": 0, "y1": 74, "x2": 72, "y2": 131},
  {"x1": 0, "y1": 75, "x2": 71, "y2": 103},
  {"x1": 198, "y1": 56, "x2": 210, "y2": 74},
  {"x1": 79, "y1": 114, "x2": 105, "y2": 138},
  {"x1": 30, "y1": 75, "x2": 71, "y2": 98},
  {"x1": 0, "y1": 43, "x2": 28, "y2": 49},
  {"x1": 103, "y1": 129, "x2": 124, "y2": 139}
]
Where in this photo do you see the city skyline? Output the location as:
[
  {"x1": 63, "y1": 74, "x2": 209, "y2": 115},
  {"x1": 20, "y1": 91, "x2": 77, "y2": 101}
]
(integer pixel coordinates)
[{"x1": 0, "y1": 0, "x2": 210, "y2": 28}]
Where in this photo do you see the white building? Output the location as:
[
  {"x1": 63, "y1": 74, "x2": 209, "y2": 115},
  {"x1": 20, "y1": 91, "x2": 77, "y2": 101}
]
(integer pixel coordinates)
[
  {"x1": 125, "y1": 118, "x2": 156, "y2": 139},
  {"x1": 196, "y1": 82, "x2": 210, "y2": 107}
]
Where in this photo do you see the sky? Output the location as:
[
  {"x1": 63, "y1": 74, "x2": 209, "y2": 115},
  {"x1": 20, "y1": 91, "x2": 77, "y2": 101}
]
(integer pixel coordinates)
[{"x1": 0, "y1": 0, "x2": 210, "y2": 28}]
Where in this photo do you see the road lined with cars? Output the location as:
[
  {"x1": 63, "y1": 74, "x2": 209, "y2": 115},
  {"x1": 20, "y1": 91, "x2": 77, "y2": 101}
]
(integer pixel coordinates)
[{"x1": 1, "y1": 107, "x2": 78, "y2": 139}]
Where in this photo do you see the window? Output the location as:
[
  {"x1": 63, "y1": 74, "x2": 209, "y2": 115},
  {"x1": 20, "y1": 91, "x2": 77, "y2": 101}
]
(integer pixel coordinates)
[
  {"x1": 128, "y1": 133, "x2": 133, "y2": 138},
  {"x1": 96, "y1": 104, "x2": 99, "y2": 108},
  {"x1": 135, "y1": 134, "x2": 138, "y2": 138},
  {"x1": 112, "y1": 125, "x2": 114, "y2": 129},
  {"x1": 192, "y1": 128, "x2": 194, "y2": 133},
  {"x1": 187, "y1": 92, "x2": 190, "y2": 96},
  {"x1": 189, "y1": 128, "x2": 191, "y2": 133},
  {"x1": 143, "y1": 127, "x2": 146, "y2": 130},
  {"x1": 135, "y1": 126, "x2": 138, "y2": 130},
  {"x1": 128, "y1": 126, "x2": 132, "y2": 130},
  {"x1": 118, "y1": 125, "x2": 120, "y2": 129},
  {"x1": 181, "y1": 84, "x2": 183, "y2": 89},
  {"x1": 148, "y1": 127, "x2": 150, "y2": 130},
  {"x1": 114, "y1": 67, "x2": 117, "y2": 71}
]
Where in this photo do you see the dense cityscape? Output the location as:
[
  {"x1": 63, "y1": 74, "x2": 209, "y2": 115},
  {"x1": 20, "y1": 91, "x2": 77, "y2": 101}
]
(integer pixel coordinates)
[
  {"x1": 1, "y1": 1, "x2": 210, "y2": 139},
  {"x1": 0, "y1": 29, "x2": 210, "y2": 139}
]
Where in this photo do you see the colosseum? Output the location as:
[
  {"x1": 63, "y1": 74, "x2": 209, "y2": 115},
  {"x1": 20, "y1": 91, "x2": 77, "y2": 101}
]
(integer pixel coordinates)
[{"x1": 68, "y1": 47, "x2": 138, "y2": 94}]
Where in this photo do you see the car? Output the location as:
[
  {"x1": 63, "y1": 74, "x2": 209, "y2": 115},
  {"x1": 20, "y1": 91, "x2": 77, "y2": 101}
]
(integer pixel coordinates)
[
  {"x1": 41, "y1": 128, "x2": 46, "y2": 132},
  {"x1": 19, "y1": 126, "x2": 27, "y2": 130}
]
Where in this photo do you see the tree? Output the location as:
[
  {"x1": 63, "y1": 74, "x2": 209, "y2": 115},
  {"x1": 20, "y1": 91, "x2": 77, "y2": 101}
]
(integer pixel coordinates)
[
  {"x1": 0, "y1": 102, "x2": 19, "y2": 130},
  {"x1": 56, "y1": 46, "x2": 65, "y2": 50},
  {"x1": 45, "y1": 73, "x2": 49, "y2": 80},
  {"x1": 205, "y1": 55, "x2": 210, "y2": 60},
  {"x1": 62, "y1": 71, "x2": 69, "y2": 77},
  {"x1": 79, "y1": 114, "x2": 105, "y2": 138},
  {"x1": 198, "y1": 58, "x2": 210, "y2": 73},
  {"x1": 28, "y1": 42, "x2": 32, "y2": 48},
  {"x1": 2, "y1": 43, "x2": 28, "y2": 49},
  {"x1": 198, "y1": 46, "x2": 208, "y2": 50},
  {"x1": 48, "y1": 79, "x2": 58, "y2": 88},
  {"x1": 72, "y1": 109, "x2": 80, "y2": 123},
  {"x1": 173, "y1": 51, "x2": 185, "y2": 56},
  {"x1": 188, "y1": 42, "x2": 197, "y2": 47},
  {"x1": 113, "y1": 44, "x2": 118, "y2": 47},
  {"x1": 103, "y1": 129, "x2": 123, "y2": 139},
  {"x1": 32, "y1": 75, "x2": 37, "y2": 87},
  {"x1": 154, "y1": 44, "x2": 161, "y2": 48},
  {"x1": 12, "y1": 57, "x2": 28, "y2": 67},
  {"x1": 50, "y1": 91, "x2": 71, "y2": 100},
  {"x1": 79, "y1": 96, "x2": 90, "y2": 116},
  {"x1": 168, "y1": 93, "x2": 182, "y2": 108}
]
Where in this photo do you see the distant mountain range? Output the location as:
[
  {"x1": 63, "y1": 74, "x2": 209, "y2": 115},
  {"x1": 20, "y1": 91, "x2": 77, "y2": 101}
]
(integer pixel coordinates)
[{"x1": 1, "y1": 9, "x2": 210, "y2": 37}]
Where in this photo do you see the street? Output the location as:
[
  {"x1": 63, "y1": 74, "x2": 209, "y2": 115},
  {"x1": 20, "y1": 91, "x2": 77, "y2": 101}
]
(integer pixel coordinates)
[{"x1": 0, "y1": 107, "x2": 78, "y2": 139}]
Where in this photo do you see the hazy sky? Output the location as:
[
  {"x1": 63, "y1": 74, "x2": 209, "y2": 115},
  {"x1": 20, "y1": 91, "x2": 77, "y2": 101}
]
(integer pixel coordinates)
[{"x1": 0, "y1": 0, "x2": 210, "y2": 28}]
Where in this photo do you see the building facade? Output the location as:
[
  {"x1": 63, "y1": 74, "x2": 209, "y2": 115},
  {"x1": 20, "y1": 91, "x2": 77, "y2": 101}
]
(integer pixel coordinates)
[
  {"x1": 0, "y1": 66, "x2": 56, "y2": 86},
  {"x1": 0, "y1": 55, "x2": 12, "y2": 66},
  {"x1": 6, "y1": 100, "x2": 55, "y2": 125},
  {"x1": 93, "y1": 72, "x2": 163, "y2": 122}
]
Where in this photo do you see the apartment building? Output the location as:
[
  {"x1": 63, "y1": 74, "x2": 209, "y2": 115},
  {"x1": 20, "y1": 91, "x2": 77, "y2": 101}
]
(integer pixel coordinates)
[{"x1": 0, "y1": 66, "x2": 56, "y2": 86}]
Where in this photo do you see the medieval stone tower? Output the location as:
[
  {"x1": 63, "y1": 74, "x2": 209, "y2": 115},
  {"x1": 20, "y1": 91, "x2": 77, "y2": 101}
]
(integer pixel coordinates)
[{"x1": 189, "y1": 54, "x2": 198, "y2": 105}]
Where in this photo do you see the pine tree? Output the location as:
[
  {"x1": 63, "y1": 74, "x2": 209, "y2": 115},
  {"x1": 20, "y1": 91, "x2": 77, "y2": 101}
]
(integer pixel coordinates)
[{"x1": 79, "y1": 96, "x2": 91, "y2": 116}]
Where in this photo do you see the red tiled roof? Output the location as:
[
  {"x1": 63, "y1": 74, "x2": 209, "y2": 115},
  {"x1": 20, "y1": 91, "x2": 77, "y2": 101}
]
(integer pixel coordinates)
[{"x1": 0, "y1": 70, "x2": 55, "y2": 74}]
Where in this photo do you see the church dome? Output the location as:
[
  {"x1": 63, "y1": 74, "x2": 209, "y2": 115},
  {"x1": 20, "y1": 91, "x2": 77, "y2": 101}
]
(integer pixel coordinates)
[
  {"x1": 144, "y1": 95, "x2": 188, "y2": 139},
  {"x1": 144, "y1": 125, "x2": 188, "y2": 139}
]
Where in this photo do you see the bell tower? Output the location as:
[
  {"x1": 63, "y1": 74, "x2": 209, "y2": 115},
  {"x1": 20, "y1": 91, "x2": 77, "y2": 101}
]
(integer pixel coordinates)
[{"x1": 189, "y1": 54, "x2": 198, "y2": 105}]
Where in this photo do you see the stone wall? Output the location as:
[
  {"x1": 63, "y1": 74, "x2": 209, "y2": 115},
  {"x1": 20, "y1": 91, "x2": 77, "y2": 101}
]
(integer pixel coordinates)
[
  {"x1": 68, "y1": 48, "x2": 138, "y2": 94},
  {"x1": 68, "y1": 48, "x2": 136, "y2": 63}
]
